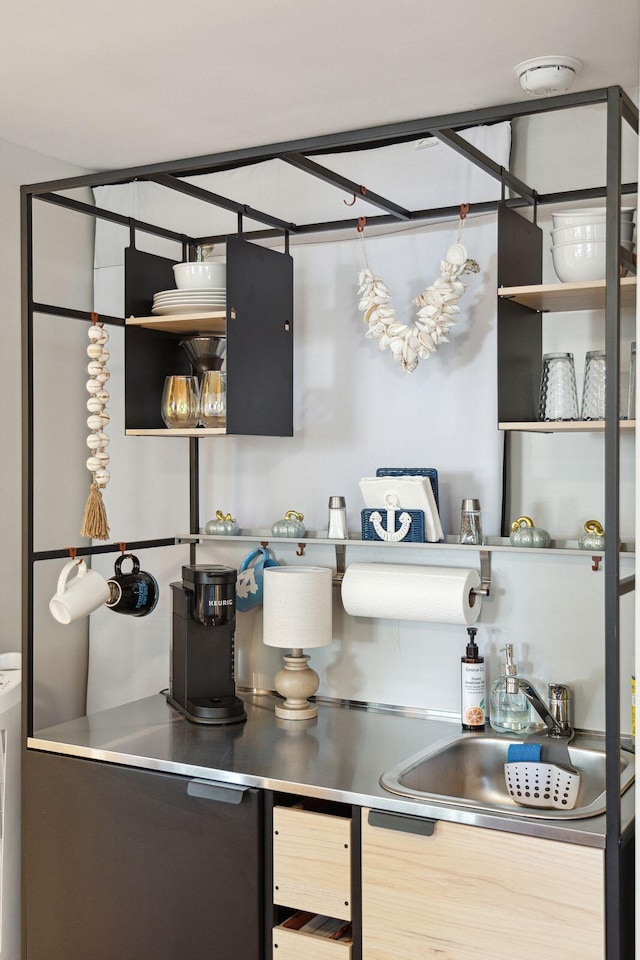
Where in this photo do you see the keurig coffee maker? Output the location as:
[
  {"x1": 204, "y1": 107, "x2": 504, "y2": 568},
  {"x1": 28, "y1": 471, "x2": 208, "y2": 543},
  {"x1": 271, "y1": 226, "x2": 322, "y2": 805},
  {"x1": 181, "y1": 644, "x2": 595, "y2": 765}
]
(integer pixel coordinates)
[{"x1": 167, "y1": 564, "x2": 247, "y2": 725}]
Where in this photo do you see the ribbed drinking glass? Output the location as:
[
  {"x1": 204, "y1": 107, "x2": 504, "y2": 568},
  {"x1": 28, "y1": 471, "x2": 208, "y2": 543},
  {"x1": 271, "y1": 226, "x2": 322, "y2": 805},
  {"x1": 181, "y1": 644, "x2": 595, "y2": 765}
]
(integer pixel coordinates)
[
  {"x1": 627, "y1": 342, "x2": 636, "y2": 421},
  {"x1": 581, "y1": 351, "x2": 606, "y2": 421},
  {"x1": 538, "y1": 353, "x2": 579, "y2": 421}
]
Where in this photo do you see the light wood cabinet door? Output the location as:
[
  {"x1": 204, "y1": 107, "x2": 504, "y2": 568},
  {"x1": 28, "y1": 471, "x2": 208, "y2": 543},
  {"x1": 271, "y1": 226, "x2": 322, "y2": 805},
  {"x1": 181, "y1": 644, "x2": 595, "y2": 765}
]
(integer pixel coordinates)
[
  {"x1": 361, "y1": 808, "x2": 604, "y2": 960},
  {"x1": 273, "y1": 805, "x2": 352, "y2": 919}
]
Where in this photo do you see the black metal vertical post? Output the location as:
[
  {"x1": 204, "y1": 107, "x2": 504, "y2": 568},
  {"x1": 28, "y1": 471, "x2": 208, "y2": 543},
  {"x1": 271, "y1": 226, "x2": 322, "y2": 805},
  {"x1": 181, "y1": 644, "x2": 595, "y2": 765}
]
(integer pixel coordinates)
[
  {"x1": 21, "y1": 189, "x2": 34, "y2": 740},
  {"x1": 604, "y1": 85, "x2": 623, "y2": 960},
  {"x1": 189, "y1": 438, "x2": 199, "y2": 565}
]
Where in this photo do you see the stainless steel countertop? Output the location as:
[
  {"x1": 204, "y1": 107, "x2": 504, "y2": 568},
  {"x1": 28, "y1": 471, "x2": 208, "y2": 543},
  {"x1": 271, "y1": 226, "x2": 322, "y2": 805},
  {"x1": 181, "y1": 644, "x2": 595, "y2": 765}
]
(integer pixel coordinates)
[{"x1": 29, "y1": 693, "x2": 634, "y2": 848}]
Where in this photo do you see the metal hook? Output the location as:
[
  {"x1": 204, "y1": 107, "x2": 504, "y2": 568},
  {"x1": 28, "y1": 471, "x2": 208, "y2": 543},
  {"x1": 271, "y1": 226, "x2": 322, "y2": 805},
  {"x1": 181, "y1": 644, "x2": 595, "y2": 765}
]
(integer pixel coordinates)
[
  {"x1": 344, "y1": 185, "x2": 367, "y2": 207},
  {"x1": 356, "y1": 216, "x2": 367, "y2": 233},
  {"x1": 459, "y1": 203, "x2": 470, "y2": 220},
  {"x1": 68, "y1": 547, "x2": 77, "y2": 559},
  {"x1": 119, "y1": 542, "x2": 127, "y2": 554},
  {"x1": 592, "y1": 556, "x2": 601, "y2": 572},
  {"x1": 296, "y1": 543, "x2": 306, "y2": 557}
]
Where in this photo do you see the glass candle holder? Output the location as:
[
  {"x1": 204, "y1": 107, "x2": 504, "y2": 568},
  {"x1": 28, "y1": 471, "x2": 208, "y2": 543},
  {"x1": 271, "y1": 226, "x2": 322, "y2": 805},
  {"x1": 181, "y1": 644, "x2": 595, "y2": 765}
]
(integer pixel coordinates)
[
  {"x1": 161, "y1": 375, "x2": 200, "y2": 429},
  {"x1": 199, "y1": 370, "x2": 227, "y2": 428}
]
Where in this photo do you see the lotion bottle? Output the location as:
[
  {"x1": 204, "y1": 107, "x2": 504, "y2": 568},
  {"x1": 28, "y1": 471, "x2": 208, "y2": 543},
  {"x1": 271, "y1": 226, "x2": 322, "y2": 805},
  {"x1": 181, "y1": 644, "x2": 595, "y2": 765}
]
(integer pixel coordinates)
[{"x1": 461, "y1": 627, "x2": 486, "y2": 731}]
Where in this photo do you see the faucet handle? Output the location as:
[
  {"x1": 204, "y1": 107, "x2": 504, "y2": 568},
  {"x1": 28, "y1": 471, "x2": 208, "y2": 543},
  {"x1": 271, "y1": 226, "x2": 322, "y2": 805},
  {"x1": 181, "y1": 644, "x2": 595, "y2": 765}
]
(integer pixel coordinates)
[{"x1": 547, "y1": 683, "x2": 572, "y2": 732}]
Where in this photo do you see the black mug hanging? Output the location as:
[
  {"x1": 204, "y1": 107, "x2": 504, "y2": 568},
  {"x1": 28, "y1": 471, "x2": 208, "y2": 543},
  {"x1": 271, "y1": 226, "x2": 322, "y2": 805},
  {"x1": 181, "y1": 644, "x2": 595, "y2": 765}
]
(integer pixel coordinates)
[{"x1": 106, "y1": 554, "x2": 159, "y2": 617}]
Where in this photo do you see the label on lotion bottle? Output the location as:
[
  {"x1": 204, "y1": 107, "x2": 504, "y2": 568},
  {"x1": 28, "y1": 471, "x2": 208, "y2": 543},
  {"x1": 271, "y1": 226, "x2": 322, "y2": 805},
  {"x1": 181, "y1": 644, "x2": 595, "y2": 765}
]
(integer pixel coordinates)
[{"x1": 461, "y1": 627, "x2": 486, "y2": 730}]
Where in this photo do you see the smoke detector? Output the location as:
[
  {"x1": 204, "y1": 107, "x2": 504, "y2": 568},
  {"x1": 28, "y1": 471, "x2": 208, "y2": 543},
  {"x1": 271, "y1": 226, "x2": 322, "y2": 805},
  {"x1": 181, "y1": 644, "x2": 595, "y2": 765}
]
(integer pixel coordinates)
[{"x1": 513, "y1": 56, "x2": 583, "y2": 97}]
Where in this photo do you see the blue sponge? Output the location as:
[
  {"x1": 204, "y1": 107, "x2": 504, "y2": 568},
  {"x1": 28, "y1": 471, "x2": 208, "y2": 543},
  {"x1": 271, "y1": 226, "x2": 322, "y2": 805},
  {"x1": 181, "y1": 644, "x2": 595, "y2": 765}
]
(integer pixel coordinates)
[{"x1": 507, "y1": 743, "x2": 542, "y2": 763}]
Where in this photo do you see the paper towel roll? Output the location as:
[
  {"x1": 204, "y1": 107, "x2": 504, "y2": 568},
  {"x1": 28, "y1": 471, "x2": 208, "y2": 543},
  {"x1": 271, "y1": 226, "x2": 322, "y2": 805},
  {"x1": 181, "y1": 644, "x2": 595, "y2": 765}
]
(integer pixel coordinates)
[{"x1": 341, "y1": 562, "x2": 482, "y2": 625}]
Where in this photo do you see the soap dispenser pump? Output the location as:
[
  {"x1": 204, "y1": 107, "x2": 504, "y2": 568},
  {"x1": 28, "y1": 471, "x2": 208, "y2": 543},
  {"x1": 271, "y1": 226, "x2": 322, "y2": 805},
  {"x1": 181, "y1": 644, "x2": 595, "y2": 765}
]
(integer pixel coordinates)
[
  {"x1": 461, "y1": 627, "x2": 486, "y2": 732},
  {"x1": 489, "y1": 644, "x2": 531, "y2": 735}
]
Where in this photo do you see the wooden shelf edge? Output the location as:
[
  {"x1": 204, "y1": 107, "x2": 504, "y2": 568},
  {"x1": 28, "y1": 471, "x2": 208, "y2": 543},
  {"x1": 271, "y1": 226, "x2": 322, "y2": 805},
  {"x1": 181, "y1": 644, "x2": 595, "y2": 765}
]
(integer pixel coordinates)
[
  {"x1": 126, "y1": 428, "x2": 227, "y2": 436},
  {"x1": 125, "y1": 312, "x2": 226, "y2": 334},
  {"x1": 499, "y1": 421, "x2": 636, "y2": 432},
  {"x1": 498, "y1": 276, "x2": 636, "y2": 312}
]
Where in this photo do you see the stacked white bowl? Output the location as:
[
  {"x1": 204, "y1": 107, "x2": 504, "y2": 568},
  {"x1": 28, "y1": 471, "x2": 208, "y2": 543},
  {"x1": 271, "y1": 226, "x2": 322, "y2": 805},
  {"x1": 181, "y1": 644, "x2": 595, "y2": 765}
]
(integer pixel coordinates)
[{"x1": 550, "y1": 207, "x2": 636, "y2": 282}]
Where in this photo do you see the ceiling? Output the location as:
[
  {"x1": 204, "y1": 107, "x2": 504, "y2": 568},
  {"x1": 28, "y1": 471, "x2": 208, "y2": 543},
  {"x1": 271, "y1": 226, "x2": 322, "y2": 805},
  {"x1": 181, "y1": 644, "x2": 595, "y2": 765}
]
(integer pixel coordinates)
[{"x1": 0, "y1": 0, "x2": 638, "y2": 174}]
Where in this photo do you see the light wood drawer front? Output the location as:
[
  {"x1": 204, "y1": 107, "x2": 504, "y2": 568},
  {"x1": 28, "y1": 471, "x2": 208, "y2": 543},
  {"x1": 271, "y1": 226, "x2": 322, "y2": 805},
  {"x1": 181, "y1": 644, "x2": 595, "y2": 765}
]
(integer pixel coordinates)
[
  {"x1": 273, "y1": 806, "x2": 352, "y2": 919},
  {"x1": 361, "y1": 808, "x2": 604, "y2": 960},
  {"x1": 272, "y1": 926, "x2": 352, "y2": 960}
]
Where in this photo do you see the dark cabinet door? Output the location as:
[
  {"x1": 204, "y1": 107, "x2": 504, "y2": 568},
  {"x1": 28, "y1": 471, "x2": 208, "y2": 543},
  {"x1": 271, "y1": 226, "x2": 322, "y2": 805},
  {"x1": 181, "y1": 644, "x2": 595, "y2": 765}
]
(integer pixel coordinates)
[
  {"x1": 123, "y1": 240, "x2": 293, "y2": 435},
  {"x1": 25, "y1": 751, "x2": 263, "y2": 960}
]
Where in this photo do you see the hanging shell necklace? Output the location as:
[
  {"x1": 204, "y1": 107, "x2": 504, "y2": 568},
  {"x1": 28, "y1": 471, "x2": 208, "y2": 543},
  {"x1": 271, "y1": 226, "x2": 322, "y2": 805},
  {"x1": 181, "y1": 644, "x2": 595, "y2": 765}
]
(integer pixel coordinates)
[{"x1": 357, "y1": 207, "x2": 480, "y2": 373}]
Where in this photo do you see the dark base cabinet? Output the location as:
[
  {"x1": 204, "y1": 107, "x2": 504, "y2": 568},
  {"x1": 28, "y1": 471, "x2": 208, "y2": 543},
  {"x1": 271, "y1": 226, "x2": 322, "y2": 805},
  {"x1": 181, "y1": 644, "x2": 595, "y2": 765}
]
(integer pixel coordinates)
[{"x1": 24, "y1": 751, "x2": 263, "y2": 960}]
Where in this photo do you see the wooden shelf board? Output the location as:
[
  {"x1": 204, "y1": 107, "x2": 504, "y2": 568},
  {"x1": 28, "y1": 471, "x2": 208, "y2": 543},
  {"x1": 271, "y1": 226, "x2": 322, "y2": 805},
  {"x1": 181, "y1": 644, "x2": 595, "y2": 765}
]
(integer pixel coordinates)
[
  {"x1": 498, "y1": 276, "x2": 637, "y2": 312},
  {"x1": 126, "y1": 427, "x2": 226, "y2": 436},
  {"x1": 499, "y1": 420, "x2": 636, "y2": 432},
  {"x1": 126, "y1": 312, "x2": 226, "y2": 334}
]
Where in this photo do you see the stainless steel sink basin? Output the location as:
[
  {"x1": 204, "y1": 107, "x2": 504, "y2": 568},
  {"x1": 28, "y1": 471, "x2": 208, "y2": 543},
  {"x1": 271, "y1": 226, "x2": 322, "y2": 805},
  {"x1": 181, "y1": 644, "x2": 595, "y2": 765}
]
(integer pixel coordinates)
[{"x1": 380, "y1": 731, "x2": 635, "y2": 820}]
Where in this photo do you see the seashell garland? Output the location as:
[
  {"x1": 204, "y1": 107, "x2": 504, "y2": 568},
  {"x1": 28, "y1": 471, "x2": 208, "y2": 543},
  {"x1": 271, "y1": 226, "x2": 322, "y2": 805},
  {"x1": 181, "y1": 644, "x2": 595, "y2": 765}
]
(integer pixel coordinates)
[
  {"x1": 357, "y1": 224, "x2": 480, "y2": 373},
  {"x1": 80, "y1": 318, "x2": 111, "y2": 540}
]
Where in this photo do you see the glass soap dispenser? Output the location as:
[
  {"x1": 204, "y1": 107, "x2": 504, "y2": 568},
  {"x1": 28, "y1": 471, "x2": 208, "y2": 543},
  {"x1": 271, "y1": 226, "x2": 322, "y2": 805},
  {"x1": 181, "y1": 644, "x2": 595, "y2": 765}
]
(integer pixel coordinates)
[{"x1": 489, "y1": 644, "x2": 531, "y2": 735}]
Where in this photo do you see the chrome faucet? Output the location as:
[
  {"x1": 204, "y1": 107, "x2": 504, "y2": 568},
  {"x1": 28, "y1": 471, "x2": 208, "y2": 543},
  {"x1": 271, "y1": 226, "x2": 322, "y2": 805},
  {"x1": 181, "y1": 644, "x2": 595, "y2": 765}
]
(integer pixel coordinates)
[{"x1": 505, "y1": 678, "x2": 573, "y2": 739}]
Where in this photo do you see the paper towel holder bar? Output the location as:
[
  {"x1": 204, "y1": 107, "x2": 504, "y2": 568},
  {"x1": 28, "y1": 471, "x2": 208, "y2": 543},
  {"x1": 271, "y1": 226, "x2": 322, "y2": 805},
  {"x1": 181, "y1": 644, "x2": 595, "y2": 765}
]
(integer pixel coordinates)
[
  {"x1": 472, "y1": 550, "x2": 491, "y2": 597},
  {"x1": 331, "y1": 545, "x2": 491, "y2": 597}
]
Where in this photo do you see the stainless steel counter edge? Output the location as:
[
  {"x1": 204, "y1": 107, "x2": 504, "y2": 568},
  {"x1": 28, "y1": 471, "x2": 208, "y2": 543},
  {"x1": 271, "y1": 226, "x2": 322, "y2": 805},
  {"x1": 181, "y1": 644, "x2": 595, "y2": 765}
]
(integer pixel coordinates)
[{"x1": 28, "y1": 693, "x2": 634, "y2": 849}]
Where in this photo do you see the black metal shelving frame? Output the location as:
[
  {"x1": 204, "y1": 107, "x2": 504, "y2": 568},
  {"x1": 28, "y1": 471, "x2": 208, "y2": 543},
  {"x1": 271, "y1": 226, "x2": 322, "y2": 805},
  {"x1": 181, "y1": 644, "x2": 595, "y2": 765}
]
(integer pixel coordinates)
[{"x1": 21, "y1": 85, "x2": 638, "y2": 960}]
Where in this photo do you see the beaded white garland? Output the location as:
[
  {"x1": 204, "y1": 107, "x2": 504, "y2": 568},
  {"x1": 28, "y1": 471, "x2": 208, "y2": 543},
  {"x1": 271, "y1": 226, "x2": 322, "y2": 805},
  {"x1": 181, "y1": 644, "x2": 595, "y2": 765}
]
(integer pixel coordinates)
[{"x1": 86, "y1": 322, "x2": 110, "y2": 488}]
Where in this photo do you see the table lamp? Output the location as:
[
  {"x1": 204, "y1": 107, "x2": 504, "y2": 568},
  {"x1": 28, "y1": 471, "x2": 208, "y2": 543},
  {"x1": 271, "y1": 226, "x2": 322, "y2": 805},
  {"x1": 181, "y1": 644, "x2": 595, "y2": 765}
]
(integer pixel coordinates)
[{"x1": 262, "y1": 566, "x2": 333, "y2": 720}]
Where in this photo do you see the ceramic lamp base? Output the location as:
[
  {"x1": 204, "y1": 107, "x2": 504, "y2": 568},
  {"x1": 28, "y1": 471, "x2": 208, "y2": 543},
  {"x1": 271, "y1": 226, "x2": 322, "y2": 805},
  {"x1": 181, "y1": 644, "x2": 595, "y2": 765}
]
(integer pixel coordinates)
[{"x1": 274, "y1": 651, "x2": 319, "y2": 720}]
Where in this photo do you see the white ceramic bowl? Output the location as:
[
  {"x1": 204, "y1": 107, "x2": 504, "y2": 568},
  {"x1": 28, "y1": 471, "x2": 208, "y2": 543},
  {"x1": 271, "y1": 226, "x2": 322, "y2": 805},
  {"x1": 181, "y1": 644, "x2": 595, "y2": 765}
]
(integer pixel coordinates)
[
  {"x1": 173, "y1": 261, "x2": 226, "y2": 290},
  {"x1": 550, "y1": 238, "x2": 633, "y2": 283},
  {"x1": 551, "y1": 221, "x2": 635, "y2": 244},
  {"x1": 551, "y1": 206, "x2": 635, "y2": 228}
]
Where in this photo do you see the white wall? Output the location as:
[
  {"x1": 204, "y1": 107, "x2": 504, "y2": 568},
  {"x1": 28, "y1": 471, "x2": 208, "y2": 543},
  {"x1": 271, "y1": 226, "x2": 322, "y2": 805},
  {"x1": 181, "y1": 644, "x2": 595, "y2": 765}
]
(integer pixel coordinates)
[
  {"x1": 77, "y1": 95, "x2": 639, "y2": 736},
  {"x1": 0, "y1": 139, "x2": 94, "y2": 727}
]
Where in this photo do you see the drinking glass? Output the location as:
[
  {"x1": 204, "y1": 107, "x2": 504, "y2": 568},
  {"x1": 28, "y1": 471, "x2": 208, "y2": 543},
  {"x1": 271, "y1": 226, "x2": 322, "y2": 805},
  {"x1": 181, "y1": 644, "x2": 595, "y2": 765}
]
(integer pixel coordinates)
[
  {"x1": 199, "y1": 370, "x2": 227, "y2": 428},
  {"x1": 161, "y1": 375, "x2": 200, "y2": 428},
  {"x1": 627, "y1": 342, "x2": 636, "y2": 421},
  {"x1": 538, "y1": 353, "x2": 579, "y2": 421},
  {"x1": 581, "y1": 351, "x2": 606, "y2": 421}
]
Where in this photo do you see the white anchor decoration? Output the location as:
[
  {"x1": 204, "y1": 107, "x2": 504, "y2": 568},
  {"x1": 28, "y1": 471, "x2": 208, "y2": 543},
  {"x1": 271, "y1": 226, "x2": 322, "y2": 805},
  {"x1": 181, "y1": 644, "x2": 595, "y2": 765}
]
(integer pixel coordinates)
[{"x1": 370, "y1": 506, "x2": 413, "y2": 542}]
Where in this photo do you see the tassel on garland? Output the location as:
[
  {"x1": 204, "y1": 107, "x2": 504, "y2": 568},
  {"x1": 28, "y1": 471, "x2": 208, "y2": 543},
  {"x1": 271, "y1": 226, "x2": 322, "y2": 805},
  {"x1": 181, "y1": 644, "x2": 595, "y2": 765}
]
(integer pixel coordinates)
[{"x1": 81, "y1": 481, "x2": 110, "y2": 540}]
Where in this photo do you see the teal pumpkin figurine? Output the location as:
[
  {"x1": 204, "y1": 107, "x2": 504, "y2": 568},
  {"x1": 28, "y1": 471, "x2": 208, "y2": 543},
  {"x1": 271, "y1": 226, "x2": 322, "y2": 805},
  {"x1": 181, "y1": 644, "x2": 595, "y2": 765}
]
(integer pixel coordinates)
[
  {"x1": 509, "y1": 516, "x2": 551, "y2": 548},
  {"x1": 204, "y1": 510, "x2": 240, "y2": 536},
  {"x1": 578, "y1": 519, "x2": 605, "y2": 551},
  {"x1": 271, "y1": 510, "x2": 305, "y2": 538}
]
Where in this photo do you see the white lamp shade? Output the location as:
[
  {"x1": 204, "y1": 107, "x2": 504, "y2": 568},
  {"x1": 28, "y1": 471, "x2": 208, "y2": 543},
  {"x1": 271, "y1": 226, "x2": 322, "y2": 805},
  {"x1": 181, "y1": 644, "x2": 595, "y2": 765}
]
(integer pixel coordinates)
[{"x1": 262, "y1": 566, "x2": 333, "y2": 649}]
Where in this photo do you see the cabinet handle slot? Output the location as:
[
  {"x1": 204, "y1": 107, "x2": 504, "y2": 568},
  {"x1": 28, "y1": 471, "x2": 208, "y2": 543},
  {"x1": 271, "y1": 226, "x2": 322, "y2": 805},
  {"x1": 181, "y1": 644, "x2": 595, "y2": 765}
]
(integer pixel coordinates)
[
  {"x1": 187, "y1": 779, "x2": 248, "y2": 804},
  {"x1": 367, "y1": 810, "x2": 436, "y2": 836}
]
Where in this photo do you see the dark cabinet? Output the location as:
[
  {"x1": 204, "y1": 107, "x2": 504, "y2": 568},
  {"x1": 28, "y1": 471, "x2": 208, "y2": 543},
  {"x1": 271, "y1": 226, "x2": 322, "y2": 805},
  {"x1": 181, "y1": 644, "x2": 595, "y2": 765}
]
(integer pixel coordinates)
[
  {"x1": 124, "y1": 236, "x2": 294, "y2": 436},
  {"x1": 24, "y1": 751, "x2": 264, "y2": 960}
]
